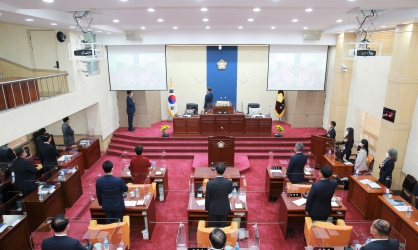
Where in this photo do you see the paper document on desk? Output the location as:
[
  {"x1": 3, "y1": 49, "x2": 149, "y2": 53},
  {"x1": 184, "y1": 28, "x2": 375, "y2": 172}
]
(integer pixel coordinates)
[
  {"x1": 394, "y1": 206, "x2": 408, "y2": 212},
  {"x1": 367, "y1": 182, "x2": 381, "y2": 189},
  {"x1": 270, "y1": 170, "x2": 282, "y2": 173},
  {"x1": 196, "y1": 200, "x2": 205, "y2": 206},
  {"x1": 235, "y1": 203, "x2": 243, "y2": 209},
  {"x1": 57, "y1": 155, "x2": 72, "y2": 162},
  {"x1": 124, "y1": 201, "x2": 137, "y2": 207},
  {"x1": 292, "y1": 198, "x2": 307, "y2": 206},
  {"x1": 304, "y1": 171, "x2": 312, "y2": 175},
  {"x1": 359, "y1": 179, "x2": 372, "y2": 184},
  {"x1": 137, "y1": 200, "x2": 145, "y2": 206},
  {"x1": 331, "y1": 202, "x2": 339, "y2": 207}
]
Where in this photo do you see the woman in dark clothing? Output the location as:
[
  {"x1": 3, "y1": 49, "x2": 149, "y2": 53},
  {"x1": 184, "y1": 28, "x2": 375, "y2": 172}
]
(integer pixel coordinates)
[
  {"x1": 378, "y1": 148, "x2": 397, "y2": 187},
  {"x1": 343, "y1": 127, "x2": 354, "y2": 161}
]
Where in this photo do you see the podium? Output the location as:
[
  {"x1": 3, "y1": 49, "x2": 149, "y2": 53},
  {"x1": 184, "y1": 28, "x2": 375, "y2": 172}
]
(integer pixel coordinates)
[
  {"x1": 208, "y1": 136, "x2": 235, "y2": 167},
  {"x1": 310, "y1": 134, "x2": 335, "y2": 168}
]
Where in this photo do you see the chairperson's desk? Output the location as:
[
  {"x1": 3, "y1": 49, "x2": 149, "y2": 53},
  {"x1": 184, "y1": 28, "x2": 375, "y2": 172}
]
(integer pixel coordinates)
[
  {"x1": 193, "y1": 167, "x2": 241, "y2": 184},
  {"x1": 89, "y1": 186, "x2": 156, "y2": 240},
  {"x1": 278, "y1": 193, "x2": 347, "y2": 239},
  {"x1": 375, "y1": 196, "x2": 418, "y2": 250},
  {"x1": 347, "y1": 175, "x2": 386, "y2": 220},
  {"x1": 0, "y1": 215, "x2": 31, "y2": 250},
  {"x1": 322, "y1": 155, "x2": 353, "y2": 178}
]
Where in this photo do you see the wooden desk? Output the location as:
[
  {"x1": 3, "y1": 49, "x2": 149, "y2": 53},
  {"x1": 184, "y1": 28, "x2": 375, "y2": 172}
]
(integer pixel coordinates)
[
  {"x1": 76, "y1": 138, "x2": 101, "y2": 169},
  {"x1": 187, "y1": 194, "x2": 248, "y2": 222},
  {"x1": 89, "y1": 190, "x2": 156, "y2": 240},
  {"x1": 278, "y1": 193, "x2": 347, "y2": 239},
  {"x1": 0, "y1": 215, "x2": 31, "y2": 250},
  {"x1": 173, "y1": 114, "x2": 272, "y2": 136},
  {"x1": 120, "y1": 167, "x2": 169, "y2": 202},
  {"x1": 348, "y1": 175, "x2": 386, "y2": 220},
  {"x1": 57, "y1": 151, "x2": 85, "y2": 176},
  {"x1": 23, "y1": 185, "x2": 65, "y2": 231},
  {"x1": 264, "y1": 167, "x2": 315, "y2": 202},
  {"x1": 323, "y1": 155, "x2": 353, "y2": 178},
  {"x1": 375, "y1": 196, "x2": 418, "y2": 250},
  {"x1": 47, "y1": 169, "x2": 83, "y2": 208},
  {"x1": 193, "y1": 167, "x2": 241, "y2": 184}
]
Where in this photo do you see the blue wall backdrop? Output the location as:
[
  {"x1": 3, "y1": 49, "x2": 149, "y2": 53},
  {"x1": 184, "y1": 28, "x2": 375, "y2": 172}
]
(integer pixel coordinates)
[{"x1": 206, "y1": 46, "x2": 238, "y2": 107}]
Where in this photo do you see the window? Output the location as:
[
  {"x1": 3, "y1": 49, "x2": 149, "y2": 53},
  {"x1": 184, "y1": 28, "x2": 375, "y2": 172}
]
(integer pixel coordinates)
[
  {"x1": 361, "y1": 112, "x2": 381, "y2": 150},
  {"x1": 8, "y1": 135, "x2": 30, "y2": 149}
]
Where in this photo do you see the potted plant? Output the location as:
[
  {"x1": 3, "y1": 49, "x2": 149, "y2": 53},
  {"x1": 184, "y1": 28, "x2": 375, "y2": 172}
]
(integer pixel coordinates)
[
  {"x1": 274, "y1": 124, "x2": 284, "y2": 137},
  {"x1": 161, "y1": 125, "x2": 170, "y2": 137}
]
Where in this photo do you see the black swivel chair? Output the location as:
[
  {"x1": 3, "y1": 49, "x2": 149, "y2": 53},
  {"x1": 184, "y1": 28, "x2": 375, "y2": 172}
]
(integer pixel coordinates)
[
  {"x1": 247, "y1": 103, "x2": 260, "y2": 114},
  {"x1": 400, "y1": 174, "x2": 417, "y2": 204},
  {"x1": 186, "y1": 103, "x2": 198, "y2": 115}
]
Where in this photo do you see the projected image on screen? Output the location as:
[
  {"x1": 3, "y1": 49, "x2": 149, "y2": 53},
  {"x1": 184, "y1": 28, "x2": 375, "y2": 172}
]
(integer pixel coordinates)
[
  {"x1": 108, "y1": 45, "x2": 167, "y2": 90},
  {"x1": 267, "y1": 46, "x2": 328, "y2": 91}
]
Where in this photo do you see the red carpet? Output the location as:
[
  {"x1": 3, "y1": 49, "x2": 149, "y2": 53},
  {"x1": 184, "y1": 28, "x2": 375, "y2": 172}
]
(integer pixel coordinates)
[{"x1": 56, "y1": 122, "x2": 366, "y2": 250}]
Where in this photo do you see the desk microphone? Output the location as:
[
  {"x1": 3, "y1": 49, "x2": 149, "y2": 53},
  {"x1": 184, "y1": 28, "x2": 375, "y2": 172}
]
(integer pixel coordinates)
[{"x1": 220, "y1": 126, "x2": 228, "y2": 136}]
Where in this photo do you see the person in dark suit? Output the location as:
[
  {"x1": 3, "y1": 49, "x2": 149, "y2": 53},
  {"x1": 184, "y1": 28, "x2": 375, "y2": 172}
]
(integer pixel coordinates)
[
  {"x1": 209, "y1": 228, "x2": 227, "y2": 250},
  {"x1": 378, "y1": 148, "x2": 397, "y2": 186},
  {"x1": 61, "y1": 117, "x2": 75, "y2": 145},
  {"x1": 41, "y1": 214, "x2": 85, "y2": 250},
  {"x1": 130, "y1": 145, "x2": 151, "y2": 184},
  {"x1": 12, "y1": 147, "x2": 39, "y2": 197},
  {"x1": 326, "y1": 121, "x2": 336, "y2": 139},
  {"x1": 286, "y1": 142, "x2": 308, "y2": 184},
  {"x1": 360, "y1": 219, "x2": 399, "y2": 250},
  {"x1": 38, "y1": 133, "x2": 60, "y2": 174},
  {"x1": 305, "y1": 166, "x2": 337, "y2": 221},
  {"x1": 342, "y1": 127, "x2": 354, "y2": 161},
  {"x1": 126, "y1": 90, "x2": 136, "y2": 132},
  {"x1": 36, "y1": 128, "x2": 47, "y2": 148},
  {"x1": 205, "y1": 162, "x2": 233, "y2": 227},
  {"x1": 0, "y1": 143, "x2": 16, "y2": 164},
  {"x1": 204, "y1": 87, "x2": 213, "y2": 110},
  {"x1": 96, "y1": 160, "x2": 128, "y2": 223}
]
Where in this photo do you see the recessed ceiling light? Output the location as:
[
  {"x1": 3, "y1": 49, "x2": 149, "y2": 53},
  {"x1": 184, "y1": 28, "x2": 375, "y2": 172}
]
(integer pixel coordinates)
[
  {"x1": 253, "y1": 8, "x2": 260, "y2": 12},
  {"x1": 238, "y1": 26, "x2": 243, "y2": 29},
  {"x1": 173, "y1": 26, "x2": 178, "y2": 29},
  {"x1": 203, "y1": 18, "x2": 209, "y2": 22},
  {"x1": 25, "y1": 19, "x2": 34, "y2": 22},
  {"x1": 107, "y1": 32, "x2": 111, "y2": 34},
  {"x1": 336, "y1": 19, "x2": 343, "y2": 22},
  {"x1": 113, "y1": 19, "x2": 119, "y2": 23},
  {"x1": 380, "y1": 25, "x2": 386, "y2": 28},
  {"x1": 157, "y1": 19, "x2": 164, "y2": 22},
  {"x1": 97, "y1": 30, "x2": 102, "y2": 32},
  {"x1": 201, "y1": 8, "x2": 208, "y2": 12},
  {"x1": 248, "y1": 18, "x2": 254, "y2": 22},
  {"x1": 271, "y1": 26, "x2": 275, "y2": 29},
  {"x1": 303, "y1": 27, "x2": 308, "y2": 30},
  {"x1": 51, "y1": 23, "x2": 57, "y2": 26},
  {"x1": 120, "y1": 0, "x2": 128, "y2": 1},
  {"x1": 347, "y1": 0, "x2": 356, "y2": 1},
  {"x1": 305, "y1": 8, "x2": 313, "y2": 12},
  {"x1": 292, "y1": 19, "x2": 298, "y2": 22},
  {"x1": 206, "y1": 26, "x2": 210, "y2": 29},
  {"x1": 141, "y1": 27, "x2": 145, "y2": 30},
  {"x1": 43, "y1": 0, "x2": 54, "y2": 2},
  {"x1": 147, "y1": 8, "x2": 155, "y2": 12},
  {"x1": 69, "y1": 26, "x2": 75, "y2": 29},
  {"x1": 403, "y1": 22, "x2": 410, "y2": 24}
]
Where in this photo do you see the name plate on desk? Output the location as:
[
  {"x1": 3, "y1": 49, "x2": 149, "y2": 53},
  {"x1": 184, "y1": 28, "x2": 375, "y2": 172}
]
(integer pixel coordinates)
[
  {"x1": 287, "y1": 193, "x2": 301, "y2": 197},
  {"x1": 313, "y1": 248, "x2": 334, "y2": 250}
]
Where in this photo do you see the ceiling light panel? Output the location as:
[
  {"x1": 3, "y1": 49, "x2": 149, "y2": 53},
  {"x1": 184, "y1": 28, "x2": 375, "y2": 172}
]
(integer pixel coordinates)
[
  {"x1": 201, "y1": 8, "x2": 208, "y2": 12},
  {"x1": 147, "y1": 8, "x2": 155, "y2": 12},
  {"x1": 253, "y1": 8, "x2": 260, "y2": 12}
]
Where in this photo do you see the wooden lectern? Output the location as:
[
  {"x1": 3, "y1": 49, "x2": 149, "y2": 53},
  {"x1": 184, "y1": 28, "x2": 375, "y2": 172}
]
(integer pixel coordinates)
[
  {"x1": 208, "y1": 136, "x2": 235, "y2": 167},
  {"x1": 310, "y1": 134, "x2": 335, "y2": 168}
]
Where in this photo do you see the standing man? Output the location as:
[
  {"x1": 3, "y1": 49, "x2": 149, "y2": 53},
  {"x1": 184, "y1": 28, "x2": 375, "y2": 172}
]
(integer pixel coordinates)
[
  {"x1": 0, "y1": 143, "x2": 16, "y2": 164},
  {"x1": 130, "y1": 145, "x2": 151, "y2": 184},
  {"x1": 38, "y1": 133, "x2": 60, "y2": 175},
  {"x1": 36, "y1": 128, "x2": 47, "y2": 148},
  {"x1": 286, "y1": 142, "x2": 308, "y2": 184},
  {"x1": 360, "y1": 219, "x2": 399, "y2": 250},
  {"x1": 305, "y1": 166, "x2": 337, "y2": 221},
  {"x1": 96, "y1": 160, "x2": 128, "y2": 223},
  {"x1": 41, "y1": 214, "x2": 85, "y2": 250},
  {"x1": 61, "y1": 117, "x2": 75, "y2": 145},
  {"x1": 205, "y1": 162, "x2": 233, "y2": 227},
  {"x1": 204, "y1": 87, "x2": 213, "y2": 111},
  {"x1": 326, "y1": 121, "x2": 336, "y2": 138},
  {"x1": 126, "y1": 90, "x2": 136, "y2": 132},
  {"x1": 12, "y1": 147, "x2": 39, "y2": 197}
]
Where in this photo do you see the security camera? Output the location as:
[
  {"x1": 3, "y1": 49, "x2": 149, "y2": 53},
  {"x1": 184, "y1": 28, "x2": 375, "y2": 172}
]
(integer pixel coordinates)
[
  {"x1": 343, "y1": 68, "x2": 347, "y2": 73},
  {"x1": 341, "y1": 63, "x2": 348, "y2": 72}
]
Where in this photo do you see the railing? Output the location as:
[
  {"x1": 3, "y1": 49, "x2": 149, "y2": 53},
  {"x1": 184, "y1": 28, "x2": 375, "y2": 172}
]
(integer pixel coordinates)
[{"x1": 0, "y1": 73, "x2": 68, "y2": 112}]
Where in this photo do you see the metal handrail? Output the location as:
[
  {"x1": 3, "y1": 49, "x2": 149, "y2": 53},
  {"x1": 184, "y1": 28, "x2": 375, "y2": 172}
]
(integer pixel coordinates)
[{"x1": 0, "y1": 73, "x2": 68, "y2": 85}]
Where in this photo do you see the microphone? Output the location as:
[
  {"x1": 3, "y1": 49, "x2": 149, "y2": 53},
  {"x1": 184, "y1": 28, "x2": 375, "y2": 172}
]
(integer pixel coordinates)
[{"x1": 220, "y1": 126, "x2": 228, "y2": 136}]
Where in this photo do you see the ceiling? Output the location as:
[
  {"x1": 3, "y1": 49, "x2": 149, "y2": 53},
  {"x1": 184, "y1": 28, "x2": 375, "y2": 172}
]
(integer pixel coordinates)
[{"x1": 0, "y1": 0, "x2": 417, "y2": 34}]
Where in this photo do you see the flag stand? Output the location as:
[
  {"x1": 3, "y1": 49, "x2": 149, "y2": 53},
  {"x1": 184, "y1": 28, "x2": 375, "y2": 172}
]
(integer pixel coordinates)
[{"x1": 166, "y1": 115, "x2": 172, "y2": 121}]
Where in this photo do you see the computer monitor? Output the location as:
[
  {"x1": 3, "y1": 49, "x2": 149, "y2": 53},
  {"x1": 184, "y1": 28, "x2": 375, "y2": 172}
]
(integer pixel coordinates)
[
  {"x1": 248, "y1": 103, "x2": 260, "y2": 114},
  {"x1": 185, "y1": 103, "x2": 198, "y2": 115},
  {"x1": 249, "y1": 108, "x2": 261, "y2": 116}
]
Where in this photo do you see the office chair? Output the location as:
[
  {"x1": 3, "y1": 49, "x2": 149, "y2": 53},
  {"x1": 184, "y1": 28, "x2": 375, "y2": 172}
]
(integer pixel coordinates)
[
  {"x1": 88, "y1": 216, "x2": 130, "y2": 249},
  {"x1": 197, "y1": 220, "x2": 238, "y2": 248}
]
